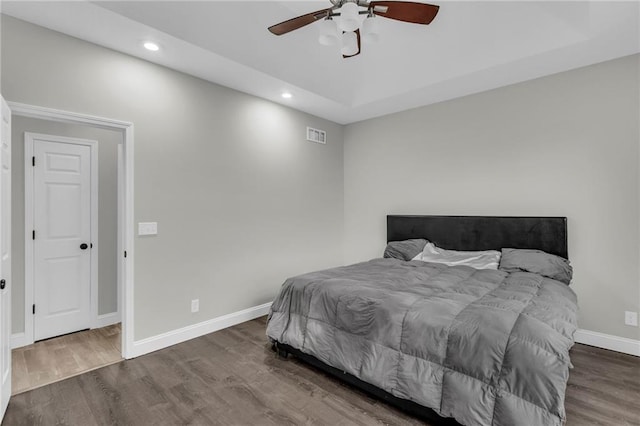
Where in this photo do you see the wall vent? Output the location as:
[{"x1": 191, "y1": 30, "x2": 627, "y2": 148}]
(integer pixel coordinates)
[{"x1": 306, "y1": 127, "x2": 326, "y2": 144}]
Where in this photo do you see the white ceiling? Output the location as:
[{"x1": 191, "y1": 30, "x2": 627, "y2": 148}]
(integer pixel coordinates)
[{"x1": 2, "y1": 1, "x2": 639, "y2": 124}]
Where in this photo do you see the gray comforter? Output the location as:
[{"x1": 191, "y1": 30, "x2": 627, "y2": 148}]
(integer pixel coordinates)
[{"x1": 266, "y1": 258, "x2": 578, "y2": 426}]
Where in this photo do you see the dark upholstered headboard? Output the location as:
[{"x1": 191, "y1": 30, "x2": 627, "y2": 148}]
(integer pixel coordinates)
[{"x1": 387, "y1": 215, "x2": 568, "y2": 259}]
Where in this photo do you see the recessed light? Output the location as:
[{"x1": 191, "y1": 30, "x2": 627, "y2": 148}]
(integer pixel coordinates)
[
  {"x1": 281, "y1": 92, "x2": 292, "y2": 99},
  {"x1": 144, "y1": 42, "x2": 159, "y2": 52}
]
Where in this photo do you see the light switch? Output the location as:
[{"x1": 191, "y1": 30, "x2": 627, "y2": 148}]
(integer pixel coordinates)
[{"x1": 138, "y1": 222, "x2": 158, "y2": 236}]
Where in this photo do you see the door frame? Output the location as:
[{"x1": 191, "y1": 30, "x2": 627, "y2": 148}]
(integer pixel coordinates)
[
  {"x1": 9, "y1": 102, "x2": 135, "y2": 359},
  {"x1": 25, "y1": 133, "x2": 99, "y2": 340}
]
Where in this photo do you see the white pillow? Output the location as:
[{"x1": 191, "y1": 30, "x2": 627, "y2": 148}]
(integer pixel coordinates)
[{"x1": 418, "y1": 242, "x2": 501, "y2": 270}]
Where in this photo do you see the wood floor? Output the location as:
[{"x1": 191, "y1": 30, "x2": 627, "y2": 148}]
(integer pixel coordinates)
[
  {"x1": 11, "y1": 324, "x2": 122, "y2": 395},
  {"x1": 3, "y1": 317, "x2": 639, "y2": 425}
]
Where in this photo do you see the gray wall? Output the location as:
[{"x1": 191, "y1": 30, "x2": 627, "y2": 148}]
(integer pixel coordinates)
[
  {"x1": 1, "y1": 16, "x2": 344, "y2": 340},
  {"x1": 11, "y1": 117, "x2": 119, "y2": 334},
  {"x1": 3, "y1": 15, "x2": 638, "y2": 344},
  {"x1": 0, "y1": 4, "x2": 2, "y2": 95},
  {"x1": 344, "y1": 54, "x2": 640, "y2": 340}
]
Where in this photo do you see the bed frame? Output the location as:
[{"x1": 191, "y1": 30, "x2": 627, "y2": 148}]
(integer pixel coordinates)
[{"x1": 273, "y1": 215, "x2": 568, "y2": 425}]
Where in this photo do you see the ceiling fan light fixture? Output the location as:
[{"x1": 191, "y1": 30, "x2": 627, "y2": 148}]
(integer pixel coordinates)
[
  {"x1": 339, "y1": 1, "x2": 360, "y2": 32},
  {"x1": 341, "y1": 31, "x2": 358, "y2": 56},
  {"x1": 318, "y1": 18, "x2": 338, "y2": 46},
  {"x1": 362, "y1": 16, "x2": 380, "y2": 43},
  {"x1": 267, "y1": 0, "x2": 441, "y2": 59}
]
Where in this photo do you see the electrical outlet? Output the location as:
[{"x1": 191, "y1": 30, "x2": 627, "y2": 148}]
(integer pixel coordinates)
[
  {"x1": 191, "y1": 299, "x2": 199, "y2": 313},
  {"x1": 624, "y1": 311, "x2": 638, "y2": 327}
]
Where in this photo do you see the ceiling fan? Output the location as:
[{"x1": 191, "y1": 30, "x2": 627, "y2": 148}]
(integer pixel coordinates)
[{"x1": 268, "y1": 0, "x2": 439, "y2": 58}]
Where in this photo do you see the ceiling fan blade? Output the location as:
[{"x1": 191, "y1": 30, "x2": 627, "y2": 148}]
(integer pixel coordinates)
[
  {"x1": 268, "y1": 8, "x2": 332, "y2": 35},
  {"x1": 369, "y1": 1, "x2": 439, "y2": 25},
  {"x1": 343, "y1": 29, "x2": 361, "y2": 59}
]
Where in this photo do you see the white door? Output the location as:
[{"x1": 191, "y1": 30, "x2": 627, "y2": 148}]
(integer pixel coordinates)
[
  {"x1": 32, "y1": 138, "x2": 92, "y2": 341},
  {"x1": 0, "y1": 96, "x2": 12, "y2": 420}
]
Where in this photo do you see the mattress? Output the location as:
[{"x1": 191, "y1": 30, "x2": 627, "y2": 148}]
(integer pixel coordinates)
[{"x1": 266, "y1": 258, "x2": 578, "y2": 426}]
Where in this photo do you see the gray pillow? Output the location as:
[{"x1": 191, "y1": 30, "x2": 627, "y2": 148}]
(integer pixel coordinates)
[
  {"x1": 383, "y1": 239, "x2": 428, "y2": 261},
  {"x1": 499, "y1": 248, "x2": 572, "y2": 284}
]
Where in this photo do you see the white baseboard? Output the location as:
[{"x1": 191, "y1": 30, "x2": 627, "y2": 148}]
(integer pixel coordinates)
[
  {"x1": 92, "y1": 311, "x2": 121, "y2": 329},
  {"x1": 18, "y1": 307, "x2": 635, "y2": 359},
  {"x1": 129, "y1": 302, "x2": 272, "y2": 358},
  {"x1": 574, "y1": 329, "x2": 640, "y2": 357},
  {"x1": 10, "y1": 332, "x2": 30, "y2": 350}
]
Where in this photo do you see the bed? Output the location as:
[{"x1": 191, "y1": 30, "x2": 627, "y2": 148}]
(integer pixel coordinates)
[{"x1": 267, "y1": 216, "x2": 577, "y2": 426}]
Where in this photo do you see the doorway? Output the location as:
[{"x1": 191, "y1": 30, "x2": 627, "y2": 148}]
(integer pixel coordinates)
[
  {"x1": 7, "y1": 103, "x2": 134, "y2": 356},
  {"x1": 11, "y1": 120, "x2": 124, "y2": 394}
]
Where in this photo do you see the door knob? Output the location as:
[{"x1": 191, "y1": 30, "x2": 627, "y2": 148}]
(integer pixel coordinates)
[
  {"x1": 80, "y1": 243, "x2": 89, "y2": 250},
  {"x1": 0, "y1": 279, "x2": 5, "y2": 290}
]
